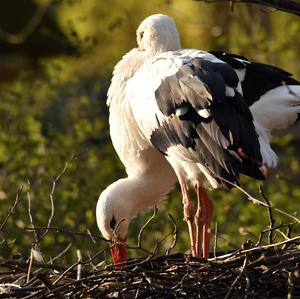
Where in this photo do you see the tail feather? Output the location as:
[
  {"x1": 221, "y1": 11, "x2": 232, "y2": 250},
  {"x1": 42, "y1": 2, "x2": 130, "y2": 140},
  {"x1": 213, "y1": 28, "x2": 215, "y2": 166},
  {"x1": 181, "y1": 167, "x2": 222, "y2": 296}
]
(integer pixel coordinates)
[
  {"x1": 250, "y1": 85, "x2": 300, "y2": 132},
  {"x1": 253, "y1": 121, "x2": 278, "y2": 168}
]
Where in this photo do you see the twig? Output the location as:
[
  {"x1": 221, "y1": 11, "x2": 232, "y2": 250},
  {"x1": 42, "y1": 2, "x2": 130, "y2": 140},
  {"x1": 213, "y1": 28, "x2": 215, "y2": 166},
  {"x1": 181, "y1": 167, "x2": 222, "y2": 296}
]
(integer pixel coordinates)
[
  {"x1": 153, "y1": 227, "x2": 178, "y2": 256},
  {"x1": 87, "y1": 229, "x2": 97, "y2": 244},
  {"x1": 24, "y1": 226, "x2": 107, "y2": 242},
  {"x1": 282, "y1": 225, "x2": 292, "y2": 250},
  {"x1": 27, "y1": 181, "x2": 38, "y2": 243},
  {"x1": 259, "y1": 185, "x2": 275, "y2": 244},
  {"x1": 112, "y1": 218, "x2": 125, "y2": 241},
  {"x1": 137, "y1": 206, "x2": 158, "y2": 249},
  {"x1": 125, "y1": 245, "x2": 153, "y2": 256},
  {"x1": 215, "y1": 175, "x2": 300, "y2": 224},
  {"x1": 77, "y1": 250, "x2": 82, "y2": 280},
  {"x1": 50, "y1": 243, "x2": 72, "y2": 263},
  {"x1": 39, "y1": 161, "x2": 70, "y2": 242},
  {"x1": 224, "y1": 255, "x2": 248, "y2": 299},
  {"x1": 214, "y1": 222, "x2": 218, "y2": 258},
  {"x1": 166, "y1": 213, "x2": 178, "y2": 255},
  {"x1": 275, "y1": 228, "x2": 290, "y2": 241},
  {"x1": 194, "y1": 0, "x2": 300, "y2": 17},
  {"x1": 26, "y1": 248, "x2": 34, "y2": 283},
  {"x1": 275, "y1": 172, "x2": 300, "y2": 187},
  {"x1": 53, "y1": 249, "x2": 105, "y2": 285},
  {"x1": 0, "y1": 187, "x2": 23, "y2": 231},
  {"x1": 36, "y1": 273, "x2": 64, "y2": 299},
  {"x1": 210, "y1": 234, "x2": 300, "y2": 261},
  {"x1": 0, "y1": 0, "x2": 53, "y2": 44},
  {"x1": 255, "y1": 222, "x2": 297, "y2": 247}
]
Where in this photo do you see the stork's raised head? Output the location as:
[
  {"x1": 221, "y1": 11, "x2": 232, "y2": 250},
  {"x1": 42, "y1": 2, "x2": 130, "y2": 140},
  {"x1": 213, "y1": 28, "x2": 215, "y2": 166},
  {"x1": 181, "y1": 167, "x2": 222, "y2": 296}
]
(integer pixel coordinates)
[
  {"x1": 96, "y1": 180, "x2": 133, "y2": 266},
  {"x1": 136, "y1": 14, "x2": 181, "y2": 54}
]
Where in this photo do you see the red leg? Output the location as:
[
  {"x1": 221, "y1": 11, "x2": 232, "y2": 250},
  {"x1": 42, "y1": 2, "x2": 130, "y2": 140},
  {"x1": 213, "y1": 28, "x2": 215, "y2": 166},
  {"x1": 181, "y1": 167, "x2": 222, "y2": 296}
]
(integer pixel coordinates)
[
  {"x1": 180, "y1": 183, "x2": 196, "y2": 256},
  {"x1": 195, "y1": 185, "x2": 213, "y2": 258}
]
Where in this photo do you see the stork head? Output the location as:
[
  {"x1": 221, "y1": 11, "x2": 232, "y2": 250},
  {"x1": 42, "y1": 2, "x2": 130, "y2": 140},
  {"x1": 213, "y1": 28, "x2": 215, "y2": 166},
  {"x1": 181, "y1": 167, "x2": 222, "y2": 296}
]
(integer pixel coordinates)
[
  {"x1": 136, "y1": 14, "x2": 181, "y2": 54},
  {"x1": 96, "y1": 180, "x2": 133, "y2": 266}
]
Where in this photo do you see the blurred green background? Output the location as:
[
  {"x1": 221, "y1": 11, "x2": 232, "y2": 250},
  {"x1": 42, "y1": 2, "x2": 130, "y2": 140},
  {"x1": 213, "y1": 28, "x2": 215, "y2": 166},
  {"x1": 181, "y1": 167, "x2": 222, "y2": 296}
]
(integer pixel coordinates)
[{"x1": 0, "y1": 0, "x2": 299, "y2": 264}]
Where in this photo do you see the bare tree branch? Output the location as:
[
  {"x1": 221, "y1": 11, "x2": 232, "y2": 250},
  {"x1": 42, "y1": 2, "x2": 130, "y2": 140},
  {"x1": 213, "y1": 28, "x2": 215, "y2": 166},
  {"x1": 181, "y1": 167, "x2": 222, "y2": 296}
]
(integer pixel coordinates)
[
  {"x1": 0, "y1": 0, "x2": 53, "y2": 44},
  {"x1": 195, "y1": 0, "x2": 300, "y2": 17}
]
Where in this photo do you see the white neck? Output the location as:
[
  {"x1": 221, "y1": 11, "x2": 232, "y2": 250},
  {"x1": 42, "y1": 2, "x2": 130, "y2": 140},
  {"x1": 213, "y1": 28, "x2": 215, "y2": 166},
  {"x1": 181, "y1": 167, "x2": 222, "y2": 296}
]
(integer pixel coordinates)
[{"x1": 111, "y1": 168, "x2": 176, "y2": 218}]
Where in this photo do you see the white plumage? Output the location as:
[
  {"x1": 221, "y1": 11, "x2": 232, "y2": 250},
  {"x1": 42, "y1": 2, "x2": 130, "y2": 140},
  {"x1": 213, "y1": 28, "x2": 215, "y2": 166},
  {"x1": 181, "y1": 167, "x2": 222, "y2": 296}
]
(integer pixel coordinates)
[{"x1": 96, "y1": 14, "x2": 300, "y2": 264}]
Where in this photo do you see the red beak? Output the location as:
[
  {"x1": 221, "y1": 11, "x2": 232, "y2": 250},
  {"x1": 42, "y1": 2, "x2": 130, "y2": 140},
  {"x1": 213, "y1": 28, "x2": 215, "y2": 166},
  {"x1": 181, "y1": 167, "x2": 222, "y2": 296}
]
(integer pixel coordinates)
[{"x1": 110, "y1": 238, "x2": 127, "y2": 268}]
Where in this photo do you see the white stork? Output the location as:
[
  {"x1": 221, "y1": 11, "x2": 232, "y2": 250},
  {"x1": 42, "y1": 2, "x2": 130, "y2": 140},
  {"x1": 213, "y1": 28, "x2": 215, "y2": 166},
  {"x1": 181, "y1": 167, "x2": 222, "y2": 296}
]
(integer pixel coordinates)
[{"x1": 96, "y1": 14, "x2": 300, "y2": 264}]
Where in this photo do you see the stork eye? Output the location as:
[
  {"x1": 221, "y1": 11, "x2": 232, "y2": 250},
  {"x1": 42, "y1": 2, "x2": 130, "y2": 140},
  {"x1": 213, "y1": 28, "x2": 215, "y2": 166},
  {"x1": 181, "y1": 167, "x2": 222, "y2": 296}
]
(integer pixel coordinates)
[
  {"x1": 140, "y1": 31, "x2": 144, "y2": 39},
  {"x1": 110, "y1": 216, "x2": 116, "y2": 230}
]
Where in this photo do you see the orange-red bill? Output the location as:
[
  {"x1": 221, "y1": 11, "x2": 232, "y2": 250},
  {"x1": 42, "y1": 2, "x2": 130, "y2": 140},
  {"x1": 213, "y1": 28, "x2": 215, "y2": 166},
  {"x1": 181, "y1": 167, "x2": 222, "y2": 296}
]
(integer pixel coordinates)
[{"x1": 110, "y1": 239, "x2": 127, "y2": 268}]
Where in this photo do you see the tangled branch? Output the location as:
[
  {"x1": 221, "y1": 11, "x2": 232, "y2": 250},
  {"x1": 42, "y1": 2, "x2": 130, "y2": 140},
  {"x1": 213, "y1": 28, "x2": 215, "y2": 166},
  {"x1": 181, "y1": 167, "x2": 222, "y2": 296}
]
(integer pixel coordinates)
[{"x1": 0, "y1": 159, "x2": 299, "y2": 297}]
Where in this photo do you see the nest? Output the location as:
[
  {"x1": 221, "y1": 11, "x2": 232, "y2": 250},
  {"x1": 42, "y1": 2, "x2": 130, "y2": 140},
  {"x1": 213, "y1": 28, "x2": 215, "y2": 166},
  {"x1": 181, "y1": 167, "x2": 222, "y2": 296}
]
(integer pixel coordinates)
[
  {"x1": 0, "y1": 170, "x2": 300, "y2": 298},
  {"x1": 0, "y1": 241, "x2": 299, "y2": 298}
]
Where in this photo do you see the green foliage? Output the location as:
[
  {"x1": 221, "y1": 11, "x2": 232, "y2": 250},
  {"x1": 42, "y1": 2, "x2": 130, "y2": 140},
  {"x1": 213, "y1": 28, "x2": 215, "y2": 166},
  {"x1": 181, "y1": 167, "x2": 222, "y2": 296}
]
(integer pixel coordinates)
[{"x1": 0, "y1": 0, "x2": 299, "y2": 264}]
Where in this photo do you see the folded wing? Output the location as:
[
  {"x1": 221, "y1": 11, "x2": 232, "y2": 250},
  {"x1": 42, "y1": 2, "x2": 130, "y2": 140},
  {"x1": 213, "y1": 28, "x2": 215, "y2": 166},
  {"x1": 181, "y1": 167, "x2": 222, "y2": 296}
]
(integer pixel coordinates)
[{"x1": 128, "y1": 54, "x2": 265, "y2": 187}]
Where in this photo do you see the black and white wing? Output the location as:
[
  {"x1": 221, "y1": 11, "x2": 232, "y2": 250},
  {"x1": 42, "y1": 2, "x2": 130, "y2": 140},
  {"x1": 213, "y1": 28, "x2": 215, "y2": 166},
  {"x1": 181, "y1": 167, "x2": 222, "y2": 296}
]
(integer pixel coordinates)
[
  {"x1": 210, "y1": 51, "x2": 300, "y2": 129},
  {"x1": 128, "y1": 52, "x2": 265, "y2": 188}
]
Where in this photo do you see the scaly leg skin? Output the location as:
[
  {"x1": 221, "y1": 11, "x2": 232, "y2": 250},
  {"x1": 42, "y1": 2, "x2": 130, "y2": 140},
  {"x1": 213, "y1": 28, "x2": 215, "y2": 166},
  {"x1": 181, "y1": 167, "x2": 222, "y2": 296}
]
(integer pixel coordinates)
[
  {"x1": 180, "y1": 183, "x2": 196, "y2": 256},
  {"x1": 195, "y1": 185, "x2": 213, "y2": 258}
]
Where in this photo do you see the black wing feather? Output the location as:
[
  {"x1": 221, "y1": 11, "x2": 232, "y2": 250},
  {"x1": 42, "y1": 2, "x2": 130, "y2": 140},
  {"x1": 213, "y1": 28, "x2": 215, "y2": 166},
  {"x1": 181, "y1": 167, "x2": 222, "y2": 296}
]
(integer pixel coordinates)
[
  {"x1": 210, "y1": 51, "x2": 300, "y2": 106},
  {"x1": 151, "y1": 57, "x2": 264, "y2": 188}
]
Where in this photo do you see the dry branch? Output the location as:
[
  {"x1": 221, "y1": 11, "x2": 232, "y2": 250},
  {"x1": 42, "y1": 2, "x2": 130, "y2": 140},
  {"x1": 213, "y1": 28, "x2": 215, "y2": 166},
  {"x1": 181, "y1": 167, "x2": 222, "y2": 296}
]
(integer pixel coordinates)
[
  {"x1": 195, "y1": 0, "x2": 300, "y2": 17},
  {"x1": 39, "y1": 161, "x2": 70, "y2": 242},
  {"x1": 0, "y1": 187, "x2": 22, "y2": 232},
  {"x1": 0, "y1": 0, "x2": 53, "y2": 44}
]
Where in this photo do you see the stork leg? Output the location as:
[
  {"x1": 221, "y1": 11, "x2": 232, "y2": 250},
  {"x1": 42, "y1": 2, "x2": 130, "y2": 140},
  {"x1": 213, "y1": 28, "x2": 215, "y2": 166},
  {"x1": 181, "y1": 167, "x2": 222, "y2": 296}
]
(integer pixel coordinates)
[
  {"x1": 195, "y1": 185, "x2": 213, "y2": 258},
  {"x1": 180, "y1": 183, "x2": 196, "y2": 256}
]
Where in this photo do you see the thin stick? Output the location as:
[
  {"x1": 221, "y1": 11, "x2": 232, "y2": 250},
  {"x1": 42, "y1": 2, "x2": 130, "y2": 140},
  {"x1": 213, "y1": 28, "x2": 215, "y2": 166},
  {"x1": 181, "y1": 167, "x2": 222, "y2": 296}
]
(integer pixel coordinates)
[
  {"x1": 0, "y1": 187, "x2": 23, "y2": 231},
  {"x1": 24, "y1": 226, "x2": 107, "y2": 242},
  {"x1": 215, "y1": 175, "x2": 300, "y2": 224},
  {"x1": 259, "y1": 185, "x2": 275, "y2": 244},
  {"x1": 255, "y1": 222, "x2": 297, "y2": 247},
  {"x1": 224, "y1": 255, "x2": 248, "y2": 299},
  {"x1": 50, "y1": 243, "x2": 72, "y2": 263},
  {"x1": 39, "y1": 161, "x2": 70, "y2": 241},
  {"x1": 53, "y1": 249, "x2": 104, "y2": 285},
  {"x1": 137, "y1": 206, "x2": 158, "y2": 248},
  {"x1": 166, "y1": 213, "x2": 178, "y2": 255},
  {"x1": 275, "y1": 229, "x2": 290, "y2": 241},
  {"x1": 213, "y1": 222, "x2": 218, "y2": 258},
  {"x1": 87, "y1": 229, "x2": 97, "y2": 244},
  {"x1": 27, "y1": 181, "x2": 38, "y2": 243},
  {"x1": 210, "y1": 234, "x2": 300, "y2": 261},
  {"x1": 194, "y1": 0, "x2": 300, "y2": 18},
  {"x1": 77, "y1": 250, "x2": 82, "y2": 280},
  {"x1": 26, "y1": 248, "x2": 34, "y2": 283},
  {"x1": 0, "y1": 0, "x2": 53, "y2": 44},
  {"x1": 282, "y1": 225, "x2": 292, "y2": 250}
]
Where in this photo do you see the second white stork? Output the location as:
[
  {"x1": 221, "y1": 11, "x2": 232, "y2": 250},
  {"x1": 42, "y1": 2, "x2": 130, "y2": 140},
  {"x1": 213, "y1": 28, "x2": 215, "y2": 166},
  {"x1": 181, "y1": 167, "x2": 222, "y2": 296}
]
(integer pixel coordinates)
[{"x1": 96, "y1": 14, "x2": 300, "y2": 264}]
